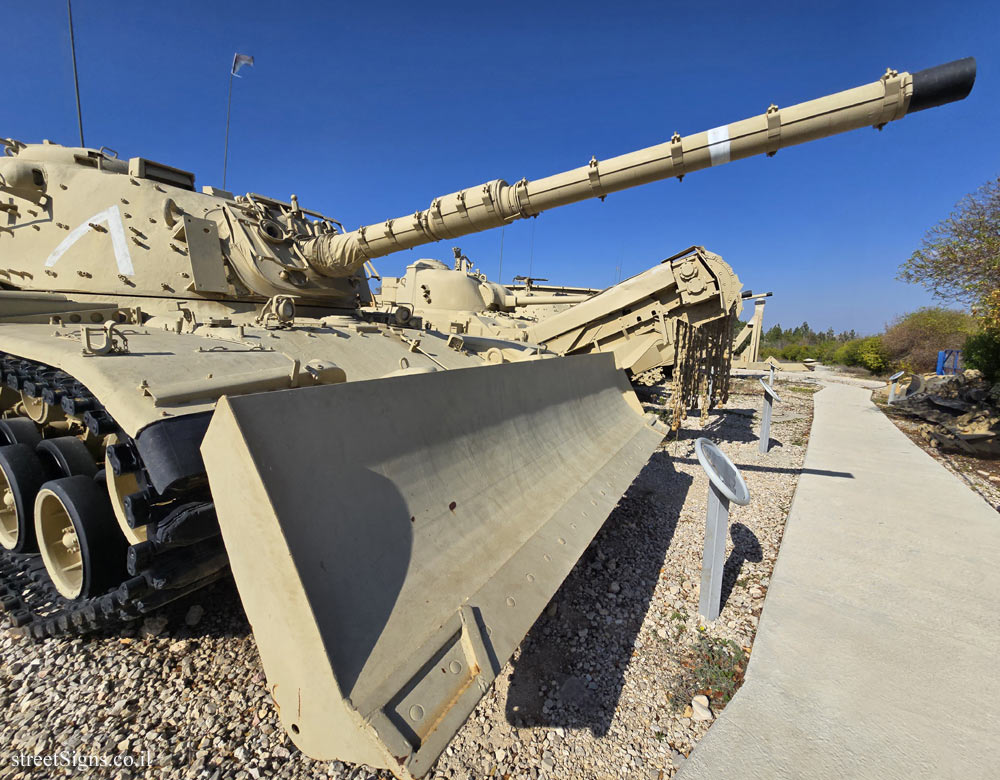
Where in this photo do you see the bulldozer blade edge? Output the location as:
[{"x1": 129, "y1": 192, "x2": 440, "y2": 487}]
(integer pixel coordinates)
[{"x1": 201, "y1": 353, "x2": 664, "y2": 777}]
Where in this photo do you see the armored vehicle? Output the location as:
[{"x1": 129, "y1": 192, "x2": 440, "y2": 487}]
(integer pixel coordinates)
[
  {"x1": 377, "y1": 245, "x2": 743, "y2": 375},
  {"x1": 0, "y1": 58, "x2": 975, "y2": 777}
]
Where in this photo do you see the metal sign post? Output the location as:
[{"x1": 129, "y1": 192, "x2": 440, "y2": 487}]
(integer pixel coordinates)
[
  {"x1": 694, "y1": 438, "x2": 751, "y2": 622},
  {"x1": 758, "y1": 379, "x2": 781, "y2": 454},
  {"x1": 887, "y1": 370, "x2": 905, "y2": 404},
  {"x1": 769, "y1": 362, "x2": 775, "y2": 386}
]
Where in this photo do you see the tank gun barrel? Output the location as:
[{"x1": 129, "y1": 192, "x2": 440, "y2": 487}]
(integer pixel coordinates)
[
  {"x1": 504, "y1": 293, "x2": 591, "y2": 308},
  {"x1": 302, "y1": 58, "x2": 975, "y2": 277}
]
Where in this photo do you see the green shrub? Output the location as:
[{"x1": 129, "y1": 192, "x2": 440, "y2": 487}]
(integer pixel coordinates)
[
  {"x1": 855, "y1": 336, "x2": 890, "y2": 374},
  {"x1": 963, "y1": 330, "x2": 1000, "y2": 383},
  {"x1": 832, "y1": 339, "x2": 862, "y2": 366},
  {"x1": 780, "y1": 344, "x2": 806, "y2": 361},
  {"x1": 828, "y1": 337, "x2": 889, "y2": 373}
]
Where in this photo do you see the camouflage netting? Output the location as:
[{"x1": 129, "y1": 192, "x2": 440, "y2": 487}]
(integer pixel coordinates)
[
  {"x1": 669, "y1": 306, "x2": 736, "y2": 431},
  {"x1": 893, "y1": 369, "x2": 1000, "y2": 458}
]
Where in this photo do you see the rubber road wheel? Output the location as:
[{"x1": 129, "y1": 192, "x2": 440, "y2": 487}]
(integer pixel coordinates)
[
  {"x1": 0, "y1": 443, "x2": 47, "y2": 553},
  {"x1": 34, "y1": 475, "x2": 128, "y2": 599},
  {"x1": 36, "y1": 437, "x2": 98, "y2": 480},
  {"x1": 0, "y1": 418, "x2": 41, "y2": 447}
]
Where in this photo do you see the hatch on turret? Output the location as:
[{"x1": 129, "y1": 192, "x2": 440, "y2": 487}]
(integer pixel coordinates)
[{"x1": 127, "y1": 158, "x2": 196, "y2": 191}]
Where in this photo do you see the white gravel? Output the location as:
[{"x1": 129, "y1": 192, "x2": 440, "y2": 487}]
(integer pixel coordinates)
[{"x1": 0, "y1": 378, "x2": 814, "y2": 780}]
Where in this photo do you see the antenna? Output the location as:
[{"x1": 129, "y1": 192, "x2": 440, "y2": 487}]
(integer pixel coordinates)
[
  {"x1": 498, "y1": 225, "x2": 506, "y2": 284},
  {"x1": 223, "y1": 53, "x2": 255, "y2": 190},
  {"x1": 528, "y1": 219, "x2": 535, "y2": 279},
  {"x1": 223, "y1": 69, "x2": 234, "y2": 188},
  {"x1": 67, "y1": 0, "x2": 85, "y2": 147}
]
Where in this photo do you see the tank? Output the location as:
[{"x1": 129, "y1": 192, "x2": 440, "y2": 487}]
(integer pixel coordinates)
[
  {"x1": 0, "y1": 57, "x2": 975, "y2": 779},
  {"x1": 376, "y1": 245, "x2": 743, "y2": 375}
]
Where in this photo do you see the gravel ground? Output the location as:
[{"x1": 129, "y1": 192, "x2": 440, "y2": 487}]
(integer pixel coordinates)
[{"x1": 0, "y1": 379, "x2": 814, "y2": 780}]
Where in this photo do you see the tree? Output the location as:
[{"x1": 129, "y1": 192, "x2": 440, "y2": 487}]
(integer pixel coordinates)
[
  {"x1": 880, "y1": 307, "x2": 976, "y2": 373},
  {"x1": 899, "y1": 178, "x2": 1000, "y2": 330},
  {"x1": 964, "y1": 331, "x2": 1000, "y2": 383}
]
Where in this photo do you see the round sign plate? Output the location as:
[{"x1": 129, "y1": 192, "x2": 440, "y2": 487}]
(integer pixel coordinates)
[
  {"x1": 889, "y1": 370, "x2": 905, "y2": 381},
  {"x1": 759, "y1": 378, "x2": 781, "y2": 403},
  {"x1": 694, "y1": 438, "x2": 750, "y2": 505}
]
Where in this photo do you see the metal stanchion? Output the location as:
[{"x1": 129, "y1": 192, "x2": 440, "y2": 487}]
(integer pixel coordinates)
[
  {"x1": 758, "y1": 378, "x2": 781, "y2": 454},
  {"x1": 694, "y1": 438, "x2": 751, "y2": 622},
  {"x1": 887, "y1": 370, "x2": 905, "y2": 404}
]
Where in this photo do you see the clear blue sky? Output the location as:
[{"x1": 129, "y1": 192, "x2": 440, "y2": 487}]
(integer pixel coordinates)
[{"x1": 6, "y1": 1, "x2": 997, "y2": 333}]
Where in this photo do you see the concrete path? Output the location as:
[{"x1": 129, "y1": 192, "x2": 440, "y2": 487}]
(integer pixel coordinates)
[{"x1": 679, "y1": 380, "x2": 1000, "y2": 779}]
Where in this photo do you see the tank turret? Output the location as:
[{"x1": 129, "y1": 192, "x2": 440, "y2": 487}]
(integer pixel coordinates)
[
  {"x1": 377, "y1": 247, "x2": 589, "y2": 321},
  {"x1": 0, "y1": 58, "x2": 975, "y2": 314}
]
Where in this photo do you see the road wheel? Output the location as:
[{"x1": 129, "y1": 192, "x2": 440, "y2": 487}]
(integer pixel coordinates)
[
  {"x1": 34, "y1": 476, "x2": 127, "y2": 599},
  {"x1": 36, "y1": 437, "x2": 98, "y2": 480},
  {"x1": 0, "y1": 418, "x2": 41, "y2": 447},
  {"x1": 0, "y1": 444, "x2": 47, "y2": 552}
]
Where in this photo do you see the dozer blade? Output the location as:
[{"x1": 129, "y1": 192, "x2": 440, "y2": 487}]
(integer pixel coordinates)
[{"x1": 201, "y1": 353, "x2": 665, "y2": 778}]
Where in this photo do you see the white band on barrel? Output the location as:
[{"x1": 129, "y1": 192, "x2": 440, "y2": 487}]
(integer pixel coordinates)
[{"x1": 706, "y1": 125, "x2": 731, "y2": 166}]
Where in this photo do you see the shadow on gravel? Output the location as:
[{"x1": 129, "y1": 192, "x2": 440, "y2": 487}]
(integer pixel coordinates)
[
  {"x1": 675, "y1": 408, "x2": 785, "y2": 450},
  {"x1": 720, "y1": 523, "x2": 762, "y2": 610},
  {"x1": 504, "y1": 450, "x2": 692, "y2": 737},
  {"x1": 700, "y1": 409, "x2": 760, "y2": 445},
  {"x1": 671, "y1": 457, "x2": 853, "y2": 480},
  {"x1": 105, "y1": 577, "x2": 253, "y2": 643},
  {"x1": 162, "y1": 578, "x2": 252, "y2": 639}
]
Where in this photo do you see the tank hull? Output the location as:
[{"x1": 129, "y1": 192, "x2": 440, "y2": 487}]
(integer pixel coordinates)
[{"x1": 0, "y1": 293, "x2": 663, "y2": 778}]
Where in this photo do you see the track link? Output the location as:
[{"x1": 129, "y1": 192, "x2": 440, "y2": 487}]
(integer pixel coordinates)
[{"x1": 0, "y1": 352, "x2": 230, "y2": 639}]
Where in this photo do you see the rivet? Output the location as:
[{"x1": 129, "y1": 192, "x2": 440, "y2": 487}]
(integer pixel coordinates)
[
  {"x1": 506, "y1": 596, "x2": 516, "y2": 607},
  {"x1": 448, "y1": 660, "x2": 463, "y2": 674},
  {"x1": 526, "y1": 573, "x2": 535, "y2": 582},
  {"x1": 408, "y1": 704, "x2": 425, "y2": 721}
]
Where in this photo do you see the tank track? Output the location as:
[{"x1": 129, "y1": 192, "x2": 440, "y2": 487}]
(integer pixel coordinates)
[
  {"x1": 0, "y1": 352, "x2": 230, "y2": 639},
  {"x1": 0, "y1": 549, "x2": 228, "y2": 639}
]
